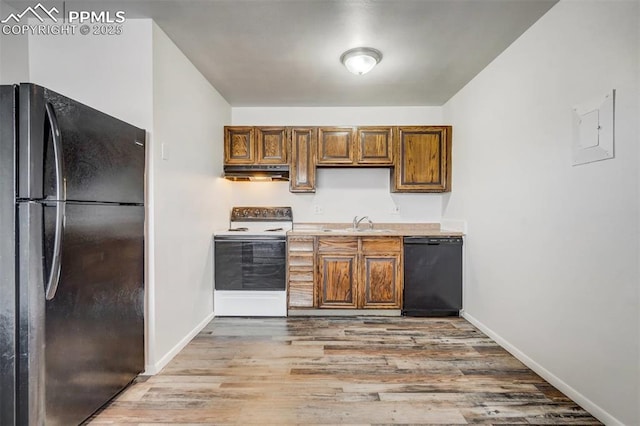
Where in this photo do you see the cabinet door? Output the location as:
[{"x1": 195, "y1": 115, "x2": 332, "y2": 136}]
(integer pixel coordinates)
[
  {"x1": 290, "y1": 127, "x2": 317, "y2": 192},
  {"x1": 224, "y1": 126, "x2": 255, "y2": 164},
  {"x1": 393, "y1": 126, "x2": 451, "y2": 192},
  {"x1": 317, "y1": 254, "x2": 358, "y2": 308},
  {"x1": 256, "y1": 127, "x2": 288, "y2": 164},
  {"x1": 317, "y1": 127, "x2": 356, "y2": 165},
  {"x1": 360, "y1": 254, "x2": 402, "y2": 309},
  {"x1": 356, "y1": 127, "x2": 393, "y2": 165}
]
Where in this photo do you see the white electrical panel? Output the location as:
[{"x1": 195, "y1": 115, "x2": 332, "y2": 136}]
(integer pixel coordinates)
[{"x1": 571, "y1": 90, "x2": 615, "y2": 166}]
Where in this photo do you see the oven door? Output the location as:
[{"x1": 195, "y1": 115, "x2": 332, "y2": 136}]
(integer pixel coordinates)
[{"x1": 214, "y1": 236, "x2": 286, "y2": 291}]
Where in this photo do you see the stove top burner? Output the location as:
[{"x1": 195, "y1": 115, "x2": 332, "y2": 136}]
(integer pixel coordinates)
[{"x1": 228, "y1": 227, "x2": 248, "y2": 232}]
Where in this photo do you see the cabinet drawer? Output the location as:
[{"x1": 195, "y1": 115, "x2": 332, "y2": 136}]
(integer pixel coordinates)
[
  {"x1": 288, "y1": 253, "x2": 314, "y2": 267},
  {"x1": 318, "y1": 237, "x2": 358, "y2": 253},
  {"x1": 288, "y1": 237, "x2": 315, "y2": 252},
  {"x1": 289, "y1": 281, "x2": 314, "y2": 308},
  {"x1": 361, "y1": 237, "x2": 402, "y2": 253},
  {"x1": 288, "y1": 269, "x2": 314, "y2": 282}
]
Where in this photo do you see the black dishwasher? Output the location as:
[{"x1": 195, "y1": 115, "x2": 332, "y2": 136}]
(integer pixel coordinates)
[{"x1": 403, "y1": 237, "x2": 463, "y2": 316}]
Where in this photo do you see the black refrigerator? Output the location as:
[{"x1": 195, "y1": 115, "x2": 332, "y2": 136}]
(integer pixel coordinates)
[{"x1": 0, "y1": 83, "x2": 146, "y2": 425}]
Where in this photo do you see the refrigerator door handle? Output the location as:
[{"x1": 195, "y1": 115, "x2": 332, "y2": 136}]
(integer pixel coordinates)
[
  {"x1": 44, "y1": 102, "x2": 65, "y2": 300},
  {"x1": 45, "y1": 102, "x2": 65, "y2": 202}
]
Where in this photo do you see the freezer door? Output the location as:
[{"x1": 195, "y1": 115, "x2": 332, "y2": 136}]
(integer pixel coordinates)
[
  {"x1": 18, "y1": 84, "x2": 146, "y2": 204},
  {"x1": 43, "y1": 203, "x2": 145, "y2": 425},
  {"x1": 0, "y1": 85, "x2": 18, "y2": 426}
]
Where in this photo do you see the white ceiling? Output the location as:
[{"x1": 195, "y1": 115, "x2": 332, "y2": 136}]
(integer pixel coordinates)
[{"x1": 10, "y1": 0, "x2": 558, "y2": 106}]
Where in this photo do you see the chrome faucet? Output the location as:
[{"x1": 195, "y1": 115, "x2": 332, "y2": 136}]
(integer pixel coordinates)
[{"x1": 352, "y1": 215, "x2": 373, "y2": 231}]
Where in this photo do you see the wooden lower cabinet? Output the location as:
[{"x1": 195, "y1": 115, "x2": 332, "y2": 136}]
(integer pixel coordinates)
[
  {"x1": 316, "y1": 236, "x2": 402, "y2": 309},
  {"x1": 361, "y1": 254, "x2": 401, "y2": 308},
  {"x1": 287, "y1": 236, "x2": 315, "y2": 309},
  {"x1": 317, "y1": 254, "x2": 358, "y2": 308}
]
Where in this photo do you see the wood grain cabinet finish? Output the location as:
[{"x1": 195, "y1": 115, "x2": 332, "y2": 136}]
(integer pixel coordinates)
[
  {"x1": 360, "y1": 237, "x2": 402, "y2": 308},
  {"x1": 317, "y1": 126, "x2": 393, "y2": 166},
  {"x1": 224, "y1": 126, "x2": 287, "y2": 165},
  {"x1": 318, "y1": 253, "x2": 358, "y2": 308},
  {"x1": 224, "y1": 125, "x2": 451, "y2": 193},
  {"x1": 316, "y1": 236, "x2": 402, "y2": 309},
  {"x1": 290, "y1": 127, "x2": 317, "y2": 192},
  {"x1": 356, "y1": 126, "x2": 393, "y2": 165},
  {"x1": 393, "y1": 126, "x2": 452, "y2": 192},
  {"x1": 224, "y1": 126, "x2": 255, "y2": 164},
  {"x1": 287, "y1": 236, "x2": 316, "y2": 309},
  {"x1": 317, "y1": 237, "x2": 358, "y2": 308},
  {"x1": 256, "y1": 127, "x2": 288, "y2": 164},
  {"x1": 317, "y1": 127, "x2": 356, "y2": 165}
]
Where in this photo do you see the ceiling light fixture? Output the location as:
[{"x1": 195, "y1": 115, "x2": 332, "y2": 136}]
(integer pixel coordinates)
[{"x1": 340, "y1": 47, "x2": 383, "y2": 75}]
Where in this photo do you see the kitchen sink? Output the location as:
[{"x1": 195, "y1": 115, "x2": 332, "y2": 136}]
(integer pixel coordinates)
[{"x1": 322, "y1": 228, "x2": 393, "y2": 233}]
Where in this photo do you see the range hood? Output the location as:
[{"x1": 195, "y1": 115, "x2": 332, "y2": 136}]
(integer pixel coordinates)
[{"x1": 223, "y1": 165, "x2": 290, "y2": 181}]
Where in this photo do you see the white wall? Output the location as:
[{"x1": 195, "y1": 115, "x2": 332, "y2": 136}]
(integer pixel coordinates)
[
  {"x1": 27, "y1": 19, "x2": 232, "y2": 374},
  {"x1": 0, "y1": 2, "x2": 31, "y2": 83},
  {"x1": 442, "y1": 2, "x2": 639, "y2": 425},
  {"x1": 28, "y1": 20, "x2": 153, "y2": 130},
  {"x1": 149, "y1": 22, "x2": 231, "y2": 372},
  {"x1": 231, "y1": 107, "x2": 445, "y2": 223}
]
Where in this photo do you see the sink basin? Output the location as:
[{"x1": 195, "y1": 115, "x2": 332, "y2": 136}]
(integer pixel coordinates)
[{"x1": 322, "y1": 228, "x2": 392, "y2": 233}]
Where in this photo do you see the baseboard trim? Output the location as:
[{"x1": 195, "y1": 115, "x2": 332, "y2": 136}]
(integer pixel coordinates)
[
  {"x1": 143, "y1": 312, "x2": 214, "y2": 375},
  {"x1": 461, "y1": 312, "x2": 623, "y2": 426},
  {"x1": 288, "y1": 309, "x2": 401, "y2": 316}
]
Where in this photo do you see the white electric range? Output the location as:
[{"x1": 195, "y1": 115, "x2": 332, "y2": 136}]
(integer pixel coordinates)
[{"x1": 213, "y1": 207, "x2": 292, "y2": 316}]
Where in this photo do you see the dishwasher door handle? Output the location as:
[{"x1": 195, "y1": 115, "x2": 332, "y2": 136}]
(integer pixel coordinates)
[
  {"x1": 404, "y1": 236, "x2": 463, "y2": 245},
  {"x1": 404, "y1": 237, "x2": 431, "y2": 244}
]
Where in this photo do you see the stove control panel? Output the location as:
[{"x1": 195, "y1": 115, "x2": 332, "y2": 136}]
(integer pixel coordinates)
[{"x1": 230, "y1": 206, "x2": 293, "y2": 221}]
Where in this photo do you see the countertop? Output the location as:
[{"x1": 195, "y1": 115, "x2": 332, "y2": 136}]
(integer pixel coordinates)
[{"x1": 287, "y1": 222, "x2": 464, "y2": 237}]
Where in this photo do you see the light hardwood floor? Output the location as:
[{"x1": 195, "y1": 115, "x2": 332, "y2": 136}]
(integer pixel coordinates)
[{"x1": 89, "y1": 317, "x2": 601, "y2": 425}]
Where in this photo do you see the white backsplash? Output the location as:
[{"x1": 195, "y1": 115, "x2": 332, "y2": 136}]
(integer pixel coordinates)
[{"x1": 224, "y1": 168, "x2": 443, "y2": 223}]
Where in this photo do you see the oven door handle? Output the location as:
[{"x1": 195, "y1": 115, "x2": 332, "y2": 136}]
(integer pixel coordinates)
[{"x1": 214, "y1": 237, "x2": 286, "y2": 243}]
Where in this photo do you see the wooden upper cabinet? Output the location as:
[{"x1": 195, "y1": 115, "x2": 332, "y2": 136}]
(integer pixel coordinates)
[
  {"x1": 317, "y1": 127, "x2": 356, "y2": 165},
  {"x1": 317, "y1": 126, "x2": 392, "y2": 166},
  {"x1": 256, "y1": 127, "x2": 288, "y2": 164},
  {"x1": 224, "y1": 124, "x2": 451, "y2": 193},
  {"x1": 224, "y1": 126, "x2": 255, "y2": 164},
  {"x1": 224, "y1": 126, "x2": 287, "y2": 165},
  {"x1": 356, "y1": 127, "x2": 393, "y2": 165},
  {"x1": 290, "y1": 127, "x2": 317, "y2": 192},
  {"x1": 393, "y1": 126, "x2": 452, "y2": 192}
]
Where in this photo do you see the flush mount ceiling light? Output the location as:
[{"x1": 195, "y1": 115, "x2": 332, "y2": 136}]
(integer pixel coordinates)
[{"x1": 340, "y1": 47, "x2": 383, "y2": 75}]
